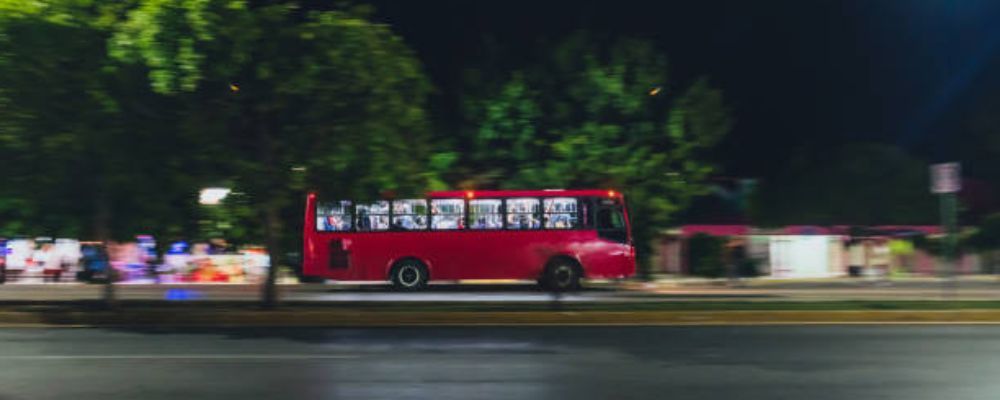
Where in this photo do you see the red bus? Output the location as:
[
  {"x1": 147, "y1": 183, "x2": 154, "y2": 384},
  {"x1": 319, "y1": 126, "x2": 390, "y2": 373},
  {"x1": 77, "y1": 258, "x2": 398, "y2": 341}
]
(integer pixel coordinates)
[{"x1": 302, "y1": 189, "x2": 635, "y2": 290}]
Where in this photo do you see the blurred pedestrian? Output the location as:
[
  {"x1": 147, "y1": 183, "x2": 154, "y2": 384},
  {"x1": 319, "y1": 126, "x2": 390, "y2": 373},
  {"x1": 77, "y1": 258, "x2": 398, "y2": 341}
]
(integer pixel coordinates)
[{"x1": 37, "y1": 243, "x2": 59, "y2": 283}]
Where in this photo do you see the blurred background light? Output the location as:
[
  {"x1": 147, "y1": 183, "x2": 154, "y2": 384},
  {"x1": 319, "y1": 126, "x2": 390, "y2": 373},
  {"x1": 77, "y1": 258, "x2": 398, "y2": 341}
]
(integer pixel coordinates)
[{"x1": 199, "y1": 188, "x2": 231, "y2": 205}]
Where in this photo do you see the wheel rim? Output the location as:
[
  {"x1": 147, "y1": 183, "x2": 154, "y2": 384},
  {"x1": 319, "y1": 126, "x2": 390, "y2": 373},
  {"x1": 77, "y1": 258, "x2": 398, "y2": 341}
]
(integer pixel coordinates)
[
  {"x1": 553, "y1": 264, "x2": 574, "y2": 287},
  {"x1": 398, "y1": 265, "x2": 420, "y2": 287}
]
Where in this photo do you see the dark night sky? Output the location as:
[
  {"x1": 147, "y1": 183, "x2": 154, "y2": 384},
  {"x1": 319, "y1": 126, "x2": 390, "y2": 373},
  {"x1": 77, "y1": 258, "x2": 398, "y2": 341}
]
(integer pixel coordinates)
[{"x1": 367, "y1": 0, "x2": 1000, "y2": 178}]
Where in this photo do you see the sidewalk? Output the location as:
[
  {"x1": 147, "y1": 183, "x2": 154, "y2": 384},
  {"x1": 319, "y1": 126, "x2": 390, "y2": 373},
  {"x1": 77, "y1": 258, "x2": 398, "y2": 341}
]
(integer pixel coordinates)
[
  {"x1": 2, "y1": 276, "x2": 1000, "y2": 302},
  {"x1": 620, "y1": 275, "x2": 1000, "y2": 301},
  {"x1": 635, "y1": 274, "x2": 1000, "y2": 286},
  {"x1": 2, "y1": 278, "x2": 1000, "y2": 326}
]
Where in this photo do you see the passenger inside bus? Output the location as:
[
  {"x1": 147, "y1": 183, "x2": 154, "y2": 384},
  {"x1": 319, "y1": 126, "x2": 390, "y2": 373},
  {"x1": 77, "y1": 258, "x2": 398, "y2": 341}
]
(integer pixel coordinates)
[
  {"x1": 321, "y1": 215, "x2": 350, "y2": 231},
  {"x1": 470, "y1": 215, "x2": 503, "y2": 229},
  {"x1": 358, "y1": 209, "x2": 371, "y2": 231},
  {"x1": 393, "y1": 215, "x2": 426, "y2": 230},
  {"x1": 507, "y1": 213, "x2": 540, "y2": 229},
  {"x1": 432, "y1": 216, "x2": 463, "y2": 230},
  {"x1": 469, "y1": 199, "x2": 503, "y2": 229}
]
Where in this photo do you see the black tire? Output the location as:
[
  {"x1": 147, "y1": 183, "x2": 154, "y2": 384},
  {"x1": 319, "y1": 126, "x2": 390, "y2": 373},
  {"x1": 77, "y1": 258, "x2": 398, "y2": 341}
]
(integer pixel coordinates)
[
  {"x1": 390, "y1": 259, "x2": 429, "y2": 291},
  {"x1": 541, "y1": 258, "x2": 581, "y2": 292}
]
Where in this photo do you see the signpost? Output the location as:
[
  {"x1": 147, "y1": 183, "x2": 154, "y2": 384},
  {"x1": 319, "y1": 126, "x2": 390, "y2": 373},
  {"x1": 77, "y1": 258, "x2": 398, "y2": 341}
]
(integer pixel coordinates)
[{"x1": 930, "y1": 162, "x2": 960, "y2": 296}]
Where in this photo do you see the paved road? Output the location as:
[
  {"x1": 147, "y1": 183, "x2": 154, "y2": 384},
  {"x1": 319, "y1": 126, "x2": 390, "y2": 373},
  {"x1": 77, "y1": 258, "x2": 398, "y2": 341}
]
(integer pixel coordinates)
[
  {"x1": 1, "y1": 326, "x2": 999, "y2": 399},
  {"x1": 4, "y1": 279, "x2": 1000, "y2": 302}
]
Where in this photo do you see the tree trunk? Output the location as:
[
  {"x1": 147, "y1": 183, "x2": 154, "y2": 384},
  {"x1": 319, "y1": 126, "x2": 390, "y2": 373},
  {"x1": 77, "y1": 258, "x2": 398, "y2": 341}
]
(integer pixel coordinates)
[
  {"x1": 261, "y1": 204, "x2": 283, "y2": 309},
  {"x1": 250, "y1": 108, "x2": 284, "y2": 309}
]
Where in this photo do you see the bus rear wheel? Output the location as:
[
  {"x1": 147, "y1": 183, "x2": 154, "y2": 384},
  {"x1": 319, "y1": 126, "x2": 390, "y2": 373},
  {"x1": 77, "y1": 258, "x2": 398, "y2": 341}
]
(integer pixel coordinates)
[
  {"x1": 541, "y1": 259, "x2": 581, "y2": 292},
  {"x1": 390, "y1": 259, "x2": 429, "y2": 291}
]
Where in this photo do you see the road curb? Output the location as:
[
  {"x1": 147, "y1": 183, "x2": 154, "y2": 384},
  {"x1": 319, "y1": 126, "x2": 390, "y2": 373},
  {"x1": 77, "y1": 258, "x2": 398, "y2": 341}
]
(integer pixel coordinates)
[{"x1": 7, "y1": 309, "x2": 1000, "y2": 327}]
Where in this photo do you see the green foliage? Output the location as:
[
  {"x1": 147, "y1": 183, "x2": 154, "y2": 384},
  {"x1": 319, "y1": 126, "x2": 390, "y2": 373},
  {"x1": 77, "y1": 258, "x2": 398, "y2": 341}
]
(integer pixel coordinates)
[
  {"x1": 461, "y1": 33, "x2": 732, "y2": 274},
  {"x1": 888, "y1": 239, "x2": 915, "y2": 256},
  {"x1": 108, "y1": 0, "x2": 252, "y2": 94},
  {"x1": 738, "y1": 257, "x2": 760, "y2": 278},
  {"x1": 108, "y1": 0, "x2": 434, "y2": 281},
  {"x1": 687, "y1": 234, "x2": 725, "y2": 278},
  {"x1": 0, "y1": 2, "x2": 733, "y2": 288},
  {"x1": 113, "y1": 1, "x2": 434, "y2": 206},
  {"x1": 968, "y1": 213, "x2": 1000, "y2": 251},
  {"x1": 0, "y1": 0, "x2": 435, "y2": 266},
  {"x1": 0, "y1": 1, "x2": 197, "y2": 240},
  {"x1": 753, "y1": 143, "x2": 937, "y2": 225},
  {"x1": 197, "y1": 191, "x2": 258, "y2": 243}
]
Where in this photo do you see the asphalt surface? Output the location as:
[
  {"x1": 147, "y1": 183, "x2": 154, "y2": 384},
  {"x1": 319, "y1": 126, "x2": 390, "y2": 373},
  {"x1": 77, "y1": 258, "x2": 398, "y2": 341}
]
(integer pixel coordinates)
[
  {"x1": 5, "y1": 279, "x2": 1000, "y2": 303},
  {"x1": 2, "y1": 326, "x2": 1000, "y2": 399}
]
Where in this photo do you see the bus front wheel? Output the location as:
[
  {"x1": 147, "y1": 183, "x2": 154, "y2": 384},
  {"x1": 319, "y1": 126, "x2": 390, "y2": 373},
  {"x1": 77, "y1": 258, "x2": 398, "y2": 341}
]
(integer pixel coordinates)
[
  {"x1": 390, "y1": 259, "x2": 429, "y2": 291},
  {"x1": 541, "y1": 259, "x2": 581, "y2": 292}
]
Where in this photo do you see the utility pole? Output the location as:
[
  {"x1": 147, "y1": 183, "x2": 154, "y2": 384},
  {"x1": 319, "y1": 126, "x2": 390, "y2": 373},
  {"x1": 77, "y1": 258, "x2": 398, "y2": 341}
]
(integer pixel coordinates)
[{"x1": 931, "y1": 163, "x2": 960, "y2": 297}]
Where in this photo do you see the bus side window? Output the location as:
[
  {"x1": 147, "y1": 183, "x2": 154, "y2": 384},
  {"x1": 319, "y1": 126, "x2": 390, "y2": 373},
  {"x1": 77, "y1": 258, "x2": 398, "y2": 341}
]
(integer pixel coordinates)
[
  {"x1": 469, "y1": 199, "x2": 503, "y2": 229},
  {"x1": 356, "y1": 201, "x2": 390, "y2": 231},
  {"x1": 431, "y1": 199, "x2": 465, "y2": 230},
  {"x1": 317, "y1": 201, "x2": 353, "y2": 232},
  {"x1": 543, "y1": 197, "x2": 578, "y2": 229},
  {"x1": 392, "y1": 199, "x2": 429, "y2": 231},
  {"x1": 505, "y1": 198, "x2": 540, "y2": 230}
]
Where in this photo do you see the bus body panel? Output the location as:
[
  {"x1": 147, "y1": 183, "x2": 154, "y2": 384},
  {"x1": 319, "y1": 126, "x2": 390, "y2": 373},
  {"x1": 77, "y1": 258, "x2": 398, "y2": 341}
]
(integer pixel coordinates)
[{"x1": 302, "y1": 190, "x2": 635, "y2": 282}]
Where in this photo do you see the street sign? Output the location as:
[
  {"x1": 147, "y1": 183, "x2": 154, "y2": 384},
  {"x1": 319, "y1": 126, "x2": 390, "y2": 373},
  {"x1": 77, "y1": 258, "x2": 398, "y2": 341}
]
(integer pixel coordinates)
[
  {"x1": 930, "y1": 162, "x2": 961, "y2": 193},
  {"x1": 930, "y1": 162, "x2": 960, "y2": 294}
]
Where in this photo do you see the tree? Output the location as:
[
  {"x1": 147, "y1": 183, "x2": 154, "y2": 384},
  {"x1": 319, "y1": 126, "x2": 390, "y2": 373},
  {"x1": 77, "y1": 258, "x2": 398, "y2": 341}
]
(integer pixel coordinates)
[
  {"x1": 459, "y1": 33, "x2": 732, "y2": 276},
  {"x1": 0, "y1": 0, "x2": 198, "y2": 242},
  {"x1": 110, "y1": 1, "x2": 434, "y2": 306},
  {"x1": 752, "y1": 143, "x2": 937, "y2": 226}
]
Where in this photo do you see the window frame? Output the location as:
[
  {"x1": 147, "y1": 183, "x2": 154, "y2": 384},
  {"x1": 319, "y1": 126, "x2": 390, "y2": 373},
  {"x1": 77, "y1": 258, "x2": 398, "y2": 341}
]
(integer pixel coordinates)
[
  {"x1": 390, "y1": 199, "x2": 430, "y2": 232},
  {"x1": 542, "y1": 197, "x2": 581, "y2": 230},
  {"x1": 354, "y1": 200, "x2": 391, "y2": 232},
  {"x1": 315, "y1": 195, "x2": 605, "y2": 234},
  {"x1": 595, "y1": 197, "x2": 627, "y2": 230},
  {"x1": 430, "y1": 198, "x2": 466, "y2": 231},
  {"x1": 503, "y1": 197, "x2": 542, "y2": 231},
  {"x1": 316, "y1": 200, "x2": 354, "y2": 233},
  {"x1": 579, "y1": 197, "x2": 594, "y2": 230},
  {"x1": 467, "y1": 198, "x2": 505, "y2": 231}
]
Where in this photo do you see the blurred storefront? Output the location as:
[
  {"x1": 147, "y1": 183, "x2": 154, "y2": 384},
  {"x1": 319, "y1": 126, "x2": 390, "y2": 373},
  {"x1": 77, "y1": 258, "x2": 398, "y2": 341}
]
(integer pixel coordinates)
[
  {"x1": 1, "y1": 235, "x2": 270, "y2": 284},
  {"x1": 1, "y1": 237, "x2": 82, "y2": 282},
  {"x1": 654, "y1": 225, "x2": 956, "y2": 278},
  {"x1": 158, "y1": 241, "x2": 268, "y2": 283}
]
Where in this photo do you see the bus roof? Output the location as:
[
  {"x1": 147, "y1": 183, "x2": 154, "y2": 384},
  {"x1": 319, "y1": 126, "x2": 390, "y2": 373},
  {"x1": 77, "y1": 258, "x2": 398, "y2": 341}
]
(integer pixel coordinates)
[{"x1": 428, "y1": 189, "x2": 620, "y2": 199}]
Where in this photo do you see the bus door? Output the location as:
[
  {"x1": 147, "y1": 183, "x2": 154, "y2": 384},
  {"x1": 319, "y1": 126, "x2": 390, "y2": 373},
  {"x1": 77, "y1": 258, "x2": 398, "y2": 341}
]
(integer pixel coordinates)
[{"x1": 595, "y1": 197, "x2": 631, "y2": 272}]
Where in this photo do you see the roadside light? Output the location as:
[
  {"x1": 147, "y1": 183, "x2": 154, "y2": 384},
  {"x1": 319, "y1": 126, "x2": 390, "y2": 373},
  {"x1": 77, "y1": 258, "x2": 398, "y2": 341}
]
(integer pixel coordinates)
[
  {"x1": 229, "y1": 83, "x2": 240, "y2": 93},
  {"x1": 199, "y1": 188, "x2": 231, "y2": 205},
  {"x1": 465, "y1": 191, "x2": 475, "y2": 199},
  {"x1": 648, "y1": 86, "x2": 661, "y2": 96}
]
